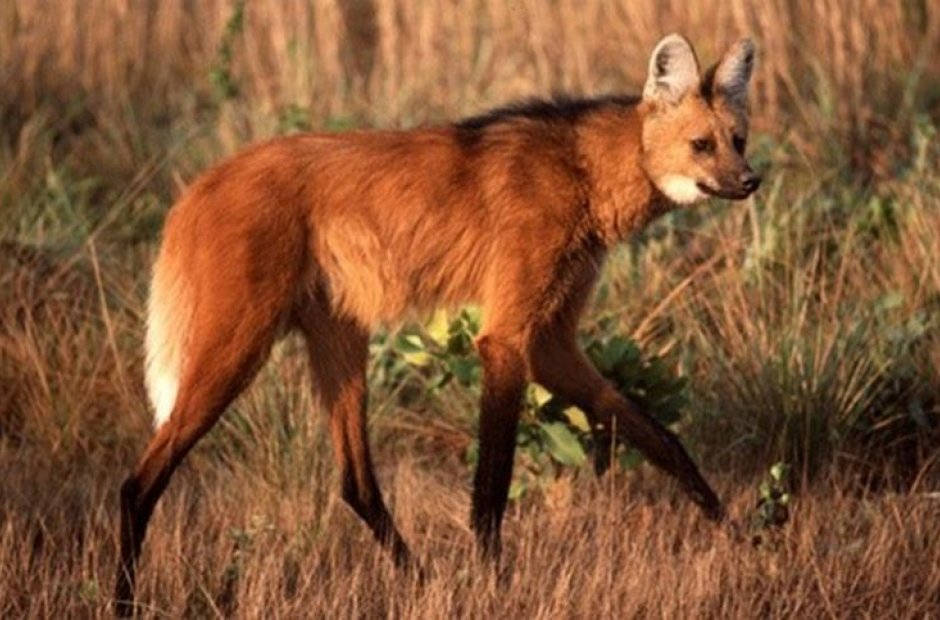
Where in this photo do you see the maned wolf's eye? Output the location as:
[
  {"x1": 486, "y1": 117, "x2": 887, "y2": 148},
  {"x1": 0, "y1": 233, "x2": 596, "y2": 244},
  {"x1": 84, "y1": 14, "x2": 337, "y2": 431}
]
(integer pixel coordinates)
[
  {"x1": 691, "y1": 138, "x2": 715, "y2": 154},
  {"x1": 733, "y1": 134, "x2": 747, "y2": 154}
]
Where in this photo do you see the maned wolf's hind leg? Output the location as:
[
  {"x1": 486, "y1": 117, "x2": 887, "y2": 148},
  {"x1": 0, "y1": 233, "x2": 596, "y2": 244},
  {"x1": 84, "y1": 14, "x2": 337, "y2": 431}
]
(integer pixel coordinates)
[
  {"x1": 298, "y1": 305, "x2": 414, "y2": 569},
  {"x1": 529, "y1": 331, "x2": 723, "y2": 520},
  {"x1": 471, "y1": 335, "x2": 527, "y2": 560},
  {"x1": 115, "y1": 310, "x2": 283, "y2": 616}
]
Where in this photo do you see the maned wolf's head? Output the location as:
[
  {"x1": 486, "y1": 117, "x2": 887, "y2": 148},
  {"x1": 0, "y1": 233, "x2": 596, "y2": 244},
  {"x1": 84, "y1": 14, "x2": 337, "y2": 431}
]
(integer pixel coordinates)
[{"x1": 640, "y1": 34, "x2": 761, "y2": 205}]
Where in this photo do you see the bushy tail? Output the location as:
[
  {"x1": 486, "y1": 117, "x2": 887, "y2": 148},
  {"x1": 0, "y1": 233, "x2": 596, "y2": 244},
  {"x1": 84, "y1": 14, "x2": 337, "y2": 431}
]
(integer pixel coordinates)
[{"x1": 144, "y1": 248, "x2": 192, "y2": 429}]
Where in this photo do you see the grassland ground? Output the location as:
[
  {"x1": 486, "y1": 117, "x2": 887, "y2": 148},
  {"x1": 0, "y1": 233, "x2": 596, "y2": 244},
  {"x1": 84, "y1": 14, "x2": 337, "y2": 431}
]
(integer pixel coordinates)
[{"x1": 3, "y1": 432, "x2": 940, "y2": 617}]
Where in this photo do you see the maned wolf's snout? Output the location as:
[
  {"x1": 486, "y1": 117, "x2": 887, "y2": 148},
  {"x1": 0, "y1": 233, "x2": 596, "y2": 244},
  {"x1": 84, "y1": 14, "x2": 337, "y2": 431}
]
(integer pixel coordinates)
[
  {"x1": 698, "y1": 166, "x2": 762, "y2": 200},
  {"x1": 741, "y1": 169, "x2": 762, "y2": 195}
]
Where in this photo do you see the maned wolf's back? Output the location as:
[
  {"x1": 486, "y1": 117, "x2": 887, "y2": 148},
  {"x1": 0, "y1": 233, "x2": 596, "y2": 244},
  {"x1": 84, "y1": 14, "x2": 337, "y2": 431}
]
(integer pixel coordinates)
[{"x1": 308, "y1": 131, "x2": 500, "y2": 324}]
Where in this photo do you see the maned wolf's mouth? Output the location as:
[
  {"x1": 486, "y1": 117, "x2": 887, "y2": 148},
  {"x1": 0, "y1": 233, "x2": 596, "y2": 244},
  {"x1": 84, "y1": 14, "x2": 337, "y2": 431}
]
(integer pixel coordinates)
[{"x1": 696, "y1": 179, "x2": 760, "y2": 201}]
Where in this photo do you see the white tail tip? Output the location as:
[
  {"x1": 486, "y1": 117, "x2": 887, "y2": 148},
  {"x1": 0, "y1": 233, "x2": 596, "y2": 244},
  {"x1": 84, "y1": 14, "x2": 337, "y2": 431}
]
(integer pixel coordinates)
[{"x1": 149, "y1": 371, "x2": 178, "y2": 428}]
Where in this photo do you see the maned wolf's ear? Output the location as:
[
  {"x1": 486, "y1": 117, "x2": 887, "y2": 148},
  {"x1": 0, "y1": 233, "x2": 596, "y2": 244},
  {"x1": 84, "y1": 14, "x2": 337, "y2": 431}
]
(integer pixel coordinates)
[
  {"x1": 707, "y1": 39, "x2": 756, "y2": 110},
  {"x1": 643, "y1": 34, "x2": 701, "y2": 105}
]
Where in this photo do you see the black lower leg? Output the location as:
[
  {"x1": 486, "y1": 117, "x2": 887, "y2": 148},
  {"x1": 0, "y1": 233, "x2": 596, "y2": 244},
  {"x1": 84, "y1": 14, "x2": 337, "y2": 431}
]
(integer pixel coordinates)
[
  {"x1": 471, "y1": 439, "x2": 518, "y2": 559},
  {"x1": 614, "y1": 400, "x2": 723, "y2": 520},
  {"x1": 591, "y1": 426, "x2": 616, "y2": 477},
  {"x1": 115, "y1": 470, "x2": 172, "y2": 616},
  {"x1": 340, "y1": 469, "x2": 413, "y2": 569},
  {"x1": 470, "y1": 336, "x2": 525, "y2": 561},
  {"x1": 115, "y1": 478, "x2": 142, "y2": 616}
]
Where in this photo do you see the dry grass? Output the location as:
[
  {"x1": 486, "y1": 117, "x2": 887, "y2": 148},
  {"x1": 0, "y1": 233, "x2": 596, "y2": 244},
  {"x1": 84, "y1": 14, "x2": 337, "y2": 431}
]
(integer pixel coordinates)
[
  {"x1": 3, "y1": 446, "x2": 940, "y2": 617},
  {"x1": 2, "y1": 1, "x2": 938, "y2": 179},
  {"x1": 2, "y1": 1, "x2": 940, "y2": 618},
  {"x1": 4, "y1": 1, "x2": 937, "y2": 117}
]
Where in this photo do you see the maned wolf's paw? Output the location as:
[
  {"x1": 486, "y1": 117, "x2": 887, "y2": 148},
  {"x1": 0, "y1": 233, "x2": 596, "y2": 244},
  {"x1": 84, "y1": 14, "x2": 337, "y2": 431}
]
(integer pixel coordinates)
[
  {"x1": 113, "y1": 596, "x2": 136, "y2": 618},
  {"x1": 686, "y1": 483, "x2": 724, "y2": 522},
  {"x1": 592, "y1": 439, "x2": 613, "y2": 477}
]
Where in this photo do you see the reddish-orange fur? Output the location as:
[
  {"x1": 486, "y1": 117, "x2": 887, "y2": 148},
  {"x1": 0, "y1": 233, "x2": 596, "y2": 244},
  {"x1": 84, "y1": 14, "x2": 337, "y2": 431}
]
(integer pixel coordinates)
[{"x1": 117, "y1": 35, "x2": 760, "y2": 614}]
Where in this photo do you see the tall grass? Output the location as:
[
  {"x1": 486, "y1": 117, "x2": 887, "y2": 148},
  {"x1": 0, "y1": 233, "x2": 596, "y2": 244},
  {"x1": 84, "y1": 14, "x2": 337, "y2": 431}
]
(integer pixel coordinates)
[
  {"x1": 2, "y1": 2, "x2": 938, "y2": 170},
  {"x1": 1, "y1": 1, "x2": 939, "y2": 616}
]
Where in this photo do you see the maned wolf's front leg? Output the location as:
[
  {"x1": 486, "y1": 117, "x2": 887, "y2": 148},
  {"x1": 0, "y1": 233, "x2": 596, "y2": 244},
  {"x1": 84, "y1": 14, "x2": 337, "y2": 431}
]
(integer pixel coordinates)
[
  {"x1": 528, "y1": 332, "x2": 723, "y2": 521},
  {"x1": 471, "y1": 335, "x2": 527, "y2": 560}
]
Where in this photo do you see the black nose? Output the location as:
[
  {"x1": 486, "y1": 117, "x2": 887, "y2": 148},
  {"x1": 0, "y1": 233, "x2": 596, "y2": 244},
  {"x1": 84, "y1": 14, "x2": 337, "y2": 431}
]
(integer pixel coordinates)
[{"x1": 741, "y1": 171, "x2": 762, "y2": 193}]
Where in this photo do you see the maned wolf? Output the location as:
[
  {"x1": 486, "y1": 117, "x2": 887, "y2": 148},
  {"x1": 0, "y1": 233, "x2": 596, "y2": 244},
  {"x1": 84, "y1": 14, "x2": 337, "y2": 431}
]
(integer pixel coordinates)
[{"x1": 116, "y1": 33, "x2": 760, "y2": 613}]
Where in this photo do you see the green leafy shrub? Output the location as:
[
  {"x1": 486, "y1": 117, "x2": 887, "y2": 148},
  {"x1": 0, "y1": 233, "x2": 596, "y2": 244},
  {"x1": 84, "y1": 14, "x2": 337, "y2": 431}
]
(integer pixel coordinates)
[
  {"x1": 381, "y1": 309, "x2": 692, "y2": 498},
  {"x1": 749, "y1": 462, "x2": 791, "y2": 547}
]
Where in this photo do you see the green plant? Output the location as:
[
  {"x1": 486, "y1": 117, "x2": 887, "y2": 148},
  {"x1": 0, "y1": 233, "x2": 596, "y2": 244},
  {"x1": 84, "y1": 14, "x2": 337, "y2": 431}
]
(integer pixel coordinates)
[
  {"x1": 387, "y1": 310, "x2": 692, "y2": 498},
  {"x1": 750, "y1": 462, "x2": 791, "y2": 546},
  {"x1": 209, "y1": 0, "x2": 246, "y2": 103}
]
